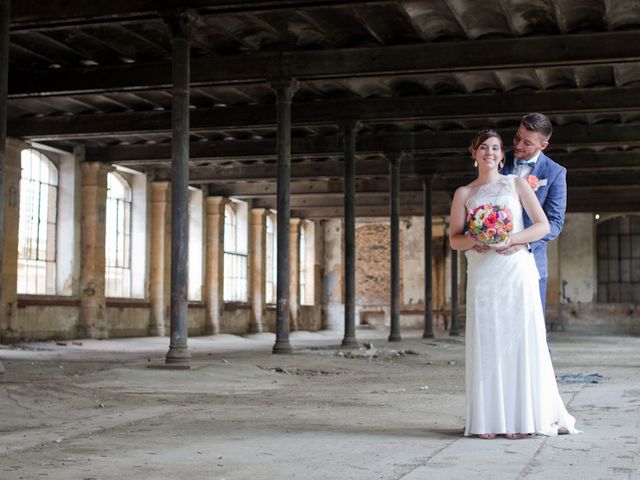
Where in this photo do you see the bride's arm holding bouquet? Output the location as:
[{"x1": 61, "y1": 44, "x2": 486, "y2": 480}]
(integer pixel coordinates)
[{"x1": 449, "y1": 186, "x2": 489, "y2": 251}]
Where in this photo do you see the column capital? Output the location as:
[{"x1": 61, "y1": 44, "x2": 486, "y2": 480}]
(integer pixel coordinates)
[
  {"x1": 339, "y1": 120, "x2": 362, "y2": 134},
  {"x1": 290, "y1": 217, "x2": 303, "y2": 228},
  {"x1": 206, "y1": 195, "x2": 228, "y2": 211},
  {"x1": 386, "y1": 152, "x2": 403, "y2": 166},
  {"x1": 422, "y1": 174, "x2": 436, "y2": 185},
  {"x1": 79, "y1": 161, "x2": 113, "y2": 172},
  {"x1": 5, "y1": 137, "x2": 28, "y2": 152},
  {"x1": 80, "y1": 161, "x2": 114, "y2": 185},
  {"x1": 162, "y1": 8, "x2": 206, "y2": 40},
  {"x1": 269, "y1": 78, "x2": 300, "y2": 101},
  {"x1": 250, "y1": 207, "x2": 268, "y2": 219},
  {"x1": 151, "y1": 180, "x2": 170, "y2": 190}
]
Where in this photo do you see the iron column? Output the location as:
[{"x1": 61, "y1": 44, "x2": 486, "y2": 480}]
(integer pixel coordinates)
[
  {"x1": 272, "y1": 78, "x2": 298, "y2": 354},
  {"x1": 0, "y1": 0, "x2": 8, "y2": 368},
  {"x1": 342, "y1": 121, "x2": 361, "y2": 348},
  {"x1": 165, "y1": 12, "x2": 198, "y2": 366},
  {"x1": 423, "y1": 176, "x2": 435, "y2": 338},
  {"x1": 389, "y1": 154, "x2": 402, "y2": 342}
]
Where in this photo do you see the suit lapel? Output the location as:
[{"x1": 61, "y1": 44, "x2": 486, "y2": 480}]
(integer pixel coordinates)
[{"x1": 529, "y1": 152, "x2": 547, "y2": 179}]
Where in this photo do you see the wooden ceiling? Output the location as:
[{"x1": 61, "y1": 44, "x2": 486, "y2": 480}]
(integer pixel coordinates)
[{"x1": 7, "y1": 0, "x2": 640, "y2": 217}]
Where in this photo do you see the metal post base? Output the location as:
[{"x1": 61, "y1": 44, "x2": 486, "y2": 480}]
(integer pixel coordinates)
[
  {"x1": 272, "y1": 340, "x2": 293, "y2": 354},
  {"x1": 165, "y1": 345, "x2": 191, "y2": 367},
  {"x1": 341, "y1": 336, "x2": 359, "y2": 348}
]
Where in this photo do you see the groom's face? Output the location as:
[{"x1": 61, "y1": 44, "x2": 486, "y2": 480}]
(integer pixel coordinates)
[{"x1": 513, "y1": 124, "x2": 549, "y2": 160}]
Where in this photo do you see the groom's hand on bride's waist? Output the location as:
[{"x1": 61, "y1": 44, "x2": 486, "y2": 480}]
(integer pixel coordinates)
[
  {"x1": 470, "y1": 244, "x2": 491, "y2": 253},
  {"x1": 495, "y1": 243, "x2": 527, "y2": 255}
]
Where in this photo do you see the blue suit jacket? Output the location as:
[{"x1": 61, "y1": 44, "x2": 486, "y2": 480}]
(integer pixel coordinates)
[{"x1": 501, "y1": 151, "x2": 567, "y2": 278}]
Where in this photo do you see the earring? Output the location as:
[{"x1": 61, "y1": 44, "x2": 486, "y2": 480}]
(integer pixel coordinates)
[
  {"x1": 473, "y1": 160, "x2": 478, "y2": 167},
  {"x1": 499, "y1": 160, "x2": 504, "y2": 169}
]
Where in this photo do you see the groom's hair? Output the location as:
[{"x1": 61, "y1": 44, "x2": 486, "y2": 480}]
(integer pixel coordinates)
[{"x1": 521, "y1": 113, "x2": 553, "y2": 140}]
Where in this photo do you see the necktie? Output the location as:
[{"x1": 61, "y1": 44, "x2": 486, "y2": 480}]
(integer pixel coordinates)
[{"x1": 515, "y1": 159, "x2": 536, "y2": 168}]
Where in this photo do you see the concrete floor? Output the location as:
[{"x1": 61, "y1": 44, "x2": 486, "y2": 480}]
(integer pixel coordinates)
[{"x1": 0, "y1": 328, "x2": 638, "y2": 480}]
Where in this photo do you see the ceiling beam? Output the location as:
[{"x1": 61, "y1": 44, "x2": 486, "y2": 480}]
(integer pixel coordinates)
[
  {"x1": 11, "y1": 87, "x2": 640, "y2": 140},
  {"x1": 10, "y1": 0, "x2": 391, "y2": 31},
  {"x1": 290, "y1": 187, "x2": 640, "y2": 218},
  {"x1": 9, "y1": 31, "x2": 640, "y2": 97},
  {"x1": 88, "y1": 124, "x2": 640, "y2": 164},
  {"x1": 169, "y1": 153, "x2": 640, "y2": 185}
]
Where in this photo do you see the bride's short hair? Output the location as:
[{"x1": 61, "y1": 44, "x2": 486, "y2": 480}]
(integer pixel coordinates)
[{"x1": 469, "y1": 129, "x2": 504, "y2": 158}]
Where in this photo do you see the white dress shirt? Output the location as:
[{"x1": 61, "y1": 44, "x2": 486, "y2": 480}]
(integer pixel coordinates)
[{"x1": 514, "y1": 151, "x2": 541, "y2": 178}]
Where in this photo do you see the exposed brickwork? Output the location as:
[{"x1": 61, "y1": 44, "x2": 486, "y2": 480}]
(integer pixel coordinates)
[{"x1": 355, "y1": 223, "x2": 403, "y2": 305}]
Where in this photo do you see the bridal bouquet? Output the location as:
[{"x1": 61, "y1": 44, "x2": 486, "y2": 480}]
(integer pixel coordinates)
[{"x1": 464, "y1": 204, "x2": 513, "y2": 246}]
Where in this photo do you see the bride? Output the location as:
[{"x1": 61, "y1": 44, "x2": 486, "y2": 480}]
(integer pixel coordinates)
[{"x1": 449, "y1": 129, "x2": 579, "y2": 439}]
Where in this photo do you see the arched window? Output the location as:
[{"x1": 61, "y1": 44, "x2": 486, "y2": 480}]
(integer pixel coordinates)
[
  {"x1": 597, "y1": 215, "x2": 640, "y2": 303},
  {"x1": 265, "y1": 213, "x2": 277, "y2": 304},
  {"x1": 18, "y1": 149, "x2": 58, "y2": 294},
  {"x1": 223, "y1": 201, "x2": 248, "y2": 302},
  {"x1": 105, "y1": 172, "x2": 132, "y2": 298}
]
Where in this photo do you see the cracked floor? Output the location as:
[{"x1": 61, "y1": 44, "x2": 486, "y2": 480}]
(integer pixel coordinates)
[{"x1": 0, "y1": 329, "x2": 638, "y2": 480}]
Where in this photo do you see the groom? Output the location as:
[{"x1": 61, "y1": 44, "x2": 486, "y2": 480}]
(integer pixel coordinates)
[{"x1": 498, "y1": 112, "x2": 567, "y2": 320}]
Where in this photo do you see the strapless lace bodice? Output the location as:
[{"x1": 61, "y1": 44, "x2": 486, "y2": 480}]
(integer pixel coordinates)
[{"x1": 465, "y1": 175, "x2": 524, "y2": 234}]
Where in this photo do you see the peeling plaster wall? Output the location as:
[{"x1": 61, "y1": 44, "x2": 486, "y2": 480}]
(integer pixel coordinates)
[
  {"x1": 559, "y1": 213, "x2": 597, "y2": 305},
  {"x1": 322, "y1": 219, "x2": 344, "y2": 330}
]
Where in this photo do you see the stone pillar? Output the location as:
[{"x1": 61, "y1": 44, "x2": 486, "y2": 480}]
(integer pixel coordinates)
[
  {"x1": 149, "y1": 181, "x2": 170, "y2": 336},
  {"x1": 204, "y1": 196, "x2": 226, "y2": 335},
  {"x1": 249, "y1": 208, "x2": 267, "y2": 333},
  {"x1": 78, "y1": 160, "x2": 112, "y2": 339},
  {"x1": 289, "y1": 217, "x2": 301, "y2": 332},
  {"x1": 1, "y1": 139, "x2": 23, "y2": 341},
  {"x1": 322, "y1": 219, "x2": 343, "y2": 330}
]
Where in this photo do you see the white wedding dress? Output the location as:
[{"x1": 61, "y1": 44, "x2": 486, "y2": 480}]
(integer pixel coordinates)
[{"x1": 463, "y1": 175, "x2": 579, "y2": 436}]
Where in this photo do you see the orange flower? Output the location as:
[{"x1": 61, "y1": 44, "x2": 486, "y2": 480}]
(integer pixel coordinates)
[{"x1": 527, "y1": 175, "x2": 540, "y2": 191}]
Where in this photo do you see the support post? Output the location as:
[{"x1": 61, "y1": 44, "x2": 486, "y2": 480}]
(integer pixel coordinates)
[
  {"x1": 78, "y1": 159, "x2": 112, "y2": 339},
  {"x1": 0, "y1": 0, "x2": 9, "y2": 369},
  {"x1": 204, "y1": 196, "x2": 227, "y2": 335},
  {"x1": 423, "y1": 176, "x2": 435, "y2": 338},
  {"x1": 271, "y1": 78, "x2": 298, "y2": 354},
  {"x1": 165, "y1": 12, "x2": 199, "y2": 366},
  {"x1": 289, "y1": 217, "x2": 301, "y2": 332},
  {"x1": 388, "y1": 153, "x2": 402, "y2": 342},
  {"x1": 149, "y1": 181, "x2": 170, "y2": 336},
  {"x1": 341, "y1": 121, "x2": 361, "y2": 348},
  {"x1": 249, "y1": 208, "x2": 267, "y2": 333},
  {"x1": 1, "y1": 139, "x2": 22, "y2": 343}
]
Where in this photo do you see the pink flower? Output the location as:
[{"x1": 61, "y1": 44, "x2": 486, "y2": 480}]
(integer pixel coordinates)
[
  {"x1": 527, "y1": 175, "x2": 540, "y2": 191},
  {"x1": 483, "y1": 212, "x2": 498, "y2": 228}
]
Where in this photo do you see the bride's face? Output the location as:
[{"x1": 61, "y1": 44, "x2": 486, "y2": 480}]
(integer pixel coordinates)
[{"x1": 474, "y1": 137, "x2": 503, "y2": 170}]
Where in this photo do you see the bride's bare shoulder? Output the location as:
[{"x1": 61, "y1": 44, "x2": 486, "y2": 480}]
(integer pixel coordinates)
[{"x1": 455, "y1": 181, "x2": 479, "y2": 195}]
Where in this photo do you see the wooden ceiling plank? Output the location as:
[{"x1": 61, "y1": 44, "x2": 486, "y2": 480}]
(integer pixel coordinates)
[
  {"x1": 10, "y1": 31, "x2": 640, "y2": 97},
  {"x1": 11, "y1": 86, "x2": 640, "y2": 139}
]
